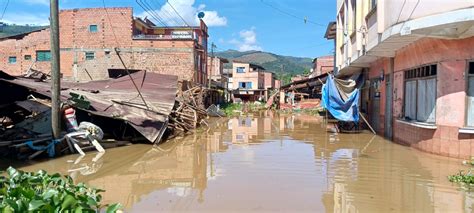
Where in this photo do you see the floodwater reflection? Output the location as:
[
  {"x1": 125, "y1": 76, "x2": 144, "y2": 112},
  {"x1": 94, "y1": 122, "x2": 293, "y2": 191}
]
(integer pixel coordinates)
[{"x1": 14, "y1": 112, "x2": 474, "y2": 212}]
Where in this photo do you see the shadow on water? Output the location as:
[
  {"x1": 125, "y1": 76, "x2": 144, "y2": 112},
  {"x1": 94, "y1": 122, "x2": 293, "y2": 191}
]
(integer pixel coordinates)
[{"x1": 9, "y1": 111, "x2": 474, "y2": 212}]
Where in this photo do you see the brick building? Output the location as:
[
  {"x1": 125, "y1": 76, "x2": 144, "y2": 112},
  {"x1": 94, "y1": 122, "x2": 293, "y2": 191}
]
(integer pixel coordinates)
[
  {"x1": 310, "y1": 55, "x2": 334, "y2": 78},
  {"x1": 0, "y1": 7, "x2": 208, "y2": 85}
]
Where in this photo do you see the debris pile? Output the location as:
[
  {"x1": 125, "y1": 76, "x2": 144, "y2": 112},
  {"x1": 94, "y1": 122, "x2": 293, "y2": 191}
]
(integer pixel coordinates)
[{"x1": 167, "y1": 84, "x2": 209, "y2": 138}]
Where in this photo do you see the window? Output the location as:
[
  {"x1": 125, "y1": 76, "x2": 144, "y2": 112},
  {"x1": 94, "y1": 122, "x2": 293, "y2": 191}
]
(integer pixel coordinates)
[
  {"x1": 239, "y1": 118, "x2": 251, "y2": 127},
  {"x1": 36, "y1": 51, "x2": 51, "y2": 62},
  {"x1": 8, "y1": 56, "x2": 16, "y2": 64},
  {"x1": 238, "y1": 82, "x2": 252, "y2": 89},
  {"x1": 404, "y1": 64, "x2": 437, "y2": 123},
  {"x1": 89, "y1": 25, "x2": 98, "y2": 33},
  {"x1": 24, "y1": 55, "x2": 32, "y2": 60},
  {"x1": 85, "y1": 52, "x2": 95, "y2": 60},
  {"x1": 370, "y1": 0, "x2": 377, "y2": 10},
  {"x1": 351, "y1": 0, "x2": 356, "y2": 32},
  {"x1": 467, "y1": 62, "x2": 474, "y2": 126},
  {"x1": 236, "y1": 67, "x2": 246, "y2": 73}
]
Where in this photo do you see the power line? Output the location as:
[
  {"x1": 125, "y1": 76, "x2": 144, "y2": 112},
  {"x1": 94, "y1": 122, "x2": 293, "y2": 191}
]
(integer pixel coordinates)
[
  {"x1": 136, "y1": 0, "x2": 167, "y2": 26},
  {"x1": 166, "y1": 0, "x2": 190, "y2": 27},
  {"x1": 147, "y1": 0, "x2": 180, "y2": 26},
  {"x1": 260, "y1": 0, "x2": 326, "y2": 27},
  {"x1": 1, "y1": 0, "x2": 10, "y2": 21}
]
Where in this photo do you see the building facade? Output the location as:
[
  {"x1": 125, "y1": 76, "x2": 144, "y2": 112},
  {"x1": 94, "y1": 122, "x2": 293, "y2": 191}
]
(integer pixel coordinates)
[
  {"x1": 0, "y1": 7, "x2": 208, "y2": 85},
  {"x1": 310, "y1": 55, "x2": 334, "y2": 78},
  {"x1": 231, "y1": 61, "x2": 280, "y2": 102},
  {"x1": 332, "y1": 0, "x2": 474, "y2": 158}
]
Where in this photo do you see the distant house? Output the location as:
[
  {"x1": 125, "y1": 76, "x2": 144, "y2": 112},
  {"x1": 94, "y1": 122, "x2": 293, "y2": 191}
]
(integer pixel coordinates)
[
  {"x1": 310, "y1": 55, "x2": 333, "y2": 78},
  {"x1": 0, "y1": 7, "x2": 208, "y2": 85},
  {"x1": 231, "y1": 61, "x2": 279, "y2": 102},
  {"x1": 207, "y1": 56, "x2": 229, "y2": 88}
]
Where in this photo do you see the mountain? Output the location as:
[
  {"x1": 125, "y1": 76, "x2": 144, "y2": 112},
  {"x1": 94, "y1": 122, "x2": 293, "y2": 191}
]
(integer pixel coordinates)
[{"x1": 215, "y1": 50, "x2": 313, "y2": 83}]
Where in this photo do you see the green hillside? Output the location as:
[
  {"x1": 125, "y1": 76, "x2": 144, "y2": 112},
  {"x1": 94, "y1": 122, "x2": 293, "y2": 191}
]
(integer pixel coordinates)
[{"x1": 215, "y1": 50, "x2": 313, "y2": 84}]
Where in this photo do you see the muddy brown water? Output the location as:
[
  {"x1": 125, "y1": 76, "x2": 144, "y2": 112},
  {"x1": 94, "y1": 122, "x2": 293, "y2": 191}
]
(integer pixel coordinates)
[{"x1": 5, "y1": 112, "x2": 474, "y2": 212}]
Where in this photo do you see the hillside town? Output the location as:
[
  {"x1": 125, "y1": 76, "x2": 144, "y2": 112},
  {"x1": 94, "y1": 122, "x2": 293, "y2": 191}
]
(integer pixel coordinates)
[{"x1": 0, "y1": 0, "x2": 473, "y2": 212}]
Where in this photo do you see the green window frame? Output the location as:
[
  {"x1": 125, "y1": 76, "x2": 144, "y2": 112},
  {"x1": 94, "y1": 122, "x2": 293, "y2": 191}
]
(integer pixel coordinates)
[
  {"x1": 36, "y1": 51, "x2": 51, "y2": 62},
  {"x1": 85, "y1": 52, "x2": 95, "y2": 60},
  {"x1": 8, "y1": 56, "x2": 16, "y2": 64}
]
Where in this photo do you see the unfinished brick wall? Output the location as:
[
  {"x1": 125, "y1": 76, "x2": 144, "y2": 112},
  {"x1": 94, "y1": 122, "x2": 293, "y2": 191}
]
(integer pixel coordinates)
[
  {"x1": 0, "y1": 29, "x2": 51, "y2": 76},
  {"x1": 0, "y1": 7, "x2": 205, "y2": 83},
  {"x1": 75, "y1": 49, "x2": 194, "y2": 82}
]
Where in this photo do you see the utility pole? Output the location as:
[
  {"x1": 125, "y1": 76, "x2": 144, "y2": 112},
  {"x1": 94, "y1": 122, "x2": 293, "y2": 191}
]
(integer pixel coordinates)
[
  {"x1": 50, "y1": 0, "x2": 61, "y2": 139},
  {"x1": 209, "y1": 42, "x2": 216, "y2": 89}
]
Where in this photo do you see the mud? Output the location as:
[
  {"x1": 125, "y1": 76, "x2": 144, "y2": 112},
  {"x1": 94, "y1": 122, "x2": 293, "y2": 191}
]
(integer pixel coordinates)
[{"x1": 8, "y1": 111, "x2": 474, "y2": 212}]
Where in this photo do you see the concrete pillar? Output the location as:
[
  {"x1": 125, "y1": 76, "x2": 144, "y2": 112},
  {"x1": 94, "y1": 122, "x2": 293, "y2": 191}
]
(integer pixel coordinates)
[{"x1": 280, "y1": 90, "x2": 285, "y2": 104}]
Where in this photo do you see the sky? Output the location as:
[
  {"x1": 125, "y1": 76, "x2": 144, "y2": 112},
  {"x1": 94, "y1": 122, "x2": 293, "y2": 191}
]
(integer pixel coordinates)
[{"x1": 0, "y1": 0, "x2": 336, "y2": 58}]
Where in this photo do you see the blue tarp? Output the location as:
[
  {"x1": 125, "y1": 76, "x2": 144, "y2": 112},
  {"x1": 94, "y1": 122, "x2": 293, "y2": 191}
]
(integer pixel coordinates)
[{"x1": 321, "y1": 75, "x2": 360, "y2": 122}]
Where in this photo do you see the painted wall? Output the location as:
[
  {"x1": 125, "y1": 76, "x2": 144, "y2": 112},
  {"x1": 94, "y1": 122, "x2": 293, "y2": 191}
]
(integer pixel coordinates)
[
  {"x1": 390, "y1": 37, "x2": 474, "y2": 158},
  {"x1": 232, "y1": 62, "x2": 262, "y2": 90}
]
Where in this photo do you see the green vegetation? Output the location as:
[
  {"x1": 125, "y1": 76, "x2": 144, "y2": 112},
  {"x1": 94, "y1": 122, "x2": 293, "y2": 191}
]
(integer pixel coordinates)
[
  {"x1": 221, "y1": 102, "x2": 266, "y2": 116},
  {"x1": 448, "y1": 170, "x2": 474, "y2": 185},
  {"x1": 0, "y1": 167, "x2": 121, "y2": 212},
  {"x1": 221, "y1": 103, "x2": 242, "y2": 116},
  {"x1": 448, "y1": 156, "x2": 474, "y2": 187}
]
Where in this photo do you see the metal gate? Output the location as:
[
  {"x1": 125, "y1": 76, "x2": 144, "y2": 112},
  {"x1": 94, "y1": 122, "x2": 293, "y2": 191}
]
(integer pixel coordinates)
[
  {"x1": 369, "y1": 78, "x2": 381, "y2": 133},
  {"x1": 384, "y1": 74, "x2": 393, "y2": 139}
]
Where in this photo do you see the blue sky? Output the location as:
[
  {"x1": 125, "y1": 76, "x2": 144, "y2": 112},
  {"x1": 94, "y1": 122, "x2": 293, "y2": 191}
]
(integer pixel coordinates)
[{"x1": 1, "y1": 0, "x2": 336, "y2": 58}]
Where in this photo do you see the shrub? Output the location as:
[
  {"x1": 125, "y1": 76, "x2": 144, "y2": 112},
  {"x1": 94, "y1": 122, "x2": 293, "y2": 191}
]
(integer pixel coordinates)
[{"x1": 0, "y1": 167, "x2": 121, "y2": 212}]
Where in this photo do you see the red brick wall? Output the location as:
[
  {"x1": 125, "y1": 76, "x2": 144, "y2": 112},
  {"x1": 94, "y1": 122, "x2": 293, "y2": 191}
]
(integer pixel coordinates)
[
  {"x1": 0, "y1": 7, "x2": 207, "y2": 84},
  {"x1": 0, "y1": 29, "x2": 51, "y2": 76}
]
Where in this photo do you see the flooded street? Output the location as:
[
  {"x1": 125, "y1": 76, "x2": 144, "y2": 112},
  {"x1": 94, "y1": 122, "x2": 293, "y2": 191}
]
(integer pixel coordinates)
[{"x1": 8, "y1": 112, "x2": 474, "y2": 212}]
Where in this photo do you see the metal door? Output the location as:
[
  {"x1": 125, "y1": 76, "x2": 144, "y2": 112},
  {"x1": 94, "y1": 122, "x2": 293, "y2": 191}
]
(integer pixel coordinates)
[
  {"x1": 369, "y1": 79, "x2": 381, "y2": 133},
  {"x1": 384, "y1": 74, "x2": 393, "y2": 139}
]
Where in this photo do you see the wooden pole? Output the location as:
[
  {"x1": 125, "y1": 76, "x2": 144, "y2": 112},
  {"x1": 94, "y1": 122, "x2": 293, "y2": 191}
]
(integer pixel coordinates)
[
  {"x1": 359, "y1": 111, "x2": 376, "y2": 134},
  {"x1": 50, "y1": 0, "x2": 61, "y2": 139}
]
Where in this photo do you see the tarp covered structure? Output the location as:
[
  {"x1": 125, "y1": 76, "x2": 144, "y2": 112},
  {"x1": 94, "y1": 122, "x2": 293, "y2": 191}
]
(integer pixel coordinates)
[{"x1": 321, "y1": 74, "x2": 361, "y2": 122}]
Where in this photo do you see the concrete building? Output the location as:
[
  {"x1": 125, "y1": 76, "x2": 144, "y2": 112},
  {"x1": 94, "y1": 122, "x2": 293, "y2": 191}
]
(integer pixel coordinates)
[
  {"x1": 231, "y1": 61, "x2": 266, "y2": 101},
  {"x1": 231, "y1": 61, "x2": 279, "y2": 102},
  {"x1": 207, "y1": 56, "x2": 229, "y2": 89},
  {"x1": 0, "y1": 7, "x2": 208, "y2": 85},
  {"x1": 331, "y1": 0, "x2": 474, "y2": 158}
]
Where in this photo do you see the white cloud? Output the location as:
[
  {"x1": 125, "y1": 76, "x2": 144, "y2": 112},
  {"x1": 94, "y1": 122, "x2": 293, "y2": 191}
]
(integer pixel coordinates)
[
  {"x1": 138, "y1": 0, "x2": 227, "y2": 27},
  {"x1": 22, "y1": 0, "x2": 49, "y2": 6},
  {"x1": 230, "y1": 27, "x2": 262, "y2": 51},
  {"x1": 2, "y1": 13, "x2": 49, "y2": 26}
]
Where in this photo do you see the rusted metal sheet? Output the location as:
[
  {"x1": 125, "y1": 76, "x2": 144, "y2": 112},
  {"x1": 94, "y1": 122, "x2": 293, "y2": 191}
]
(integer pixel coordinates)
[{"x1": 0, "y1": 71, "x2": 178, "y2": 143}]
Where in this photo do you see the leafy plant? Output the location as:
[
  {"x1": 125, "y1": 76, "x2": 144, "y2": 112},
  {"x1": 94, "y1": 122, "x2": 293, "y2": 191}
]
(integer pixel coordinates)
[
  {"x1": 0, "y1": 167, "x2": 121, "y2": 212},
  {"x1": 448, "y1": 156, "x2": 474, "y2": 187},
  {"x1": 448, "y1": 170, "x2": 474, "y2": 185},
  {"x1": 221, "y1": 103, "x2": 242, "y2": 116}
]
